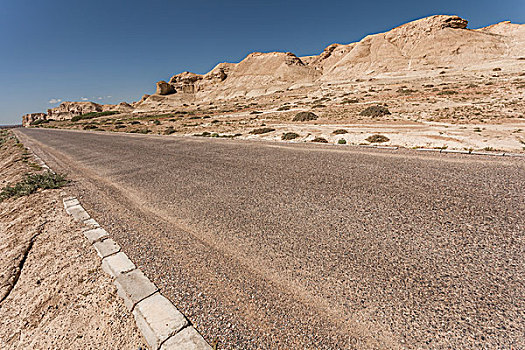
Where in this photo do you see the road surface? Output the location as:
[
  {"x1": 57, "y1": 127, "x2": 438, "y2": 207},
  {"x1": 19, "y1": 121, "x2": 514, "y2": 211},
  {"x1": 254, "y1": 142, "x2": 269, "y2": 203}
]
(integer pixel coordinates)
[{"x1": 15, "y1": 128, "x2": 525, "y2": 349}]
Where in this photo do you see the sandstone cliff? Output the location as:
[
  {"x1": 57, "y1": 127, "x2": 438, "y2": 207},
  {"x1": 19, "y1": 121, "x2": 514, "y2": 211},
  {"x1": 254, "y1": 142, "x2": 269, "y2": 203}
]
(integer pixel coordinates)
[
  {"x1": 22, "y1": 113, "x2": 47, "y2": 127},
  {"x1": 134, "y1": 15, "x2": 524, "y2": 112},
  {"x1": 23, "y1": 15, "x2": 525, "y2": 121}
]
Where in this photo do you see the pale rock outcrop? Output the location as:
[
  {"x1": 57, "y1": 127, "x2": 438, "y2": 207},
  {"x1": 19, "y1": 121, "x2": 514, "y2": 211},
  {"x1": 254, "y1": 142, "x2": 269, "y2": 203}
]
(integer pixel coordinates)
[
  {"x1": 47, "y1": 101, "x2": 103, "y2": 120},
  {"x1": 155, "y1": 81, "x2": 175, "y2": 95},
  {"x1": 322, "y1": 15, "x2": 517, "y2": 81},
  {"x1": 22, "y1": 113, "x2": 47, "y2": 127},
  {"x1": 169, "y1": 72, "x2": 203, "y2": 94}
]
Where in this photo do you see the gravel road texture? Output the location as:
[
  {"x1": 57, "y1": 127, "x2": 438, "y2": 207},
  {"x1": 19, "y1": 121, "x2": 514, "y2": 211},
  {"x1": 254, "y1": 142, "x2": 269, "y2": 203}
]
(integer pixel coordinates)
[{"x1": 15, "y1": 128, "x2": 525, "y2": 349}]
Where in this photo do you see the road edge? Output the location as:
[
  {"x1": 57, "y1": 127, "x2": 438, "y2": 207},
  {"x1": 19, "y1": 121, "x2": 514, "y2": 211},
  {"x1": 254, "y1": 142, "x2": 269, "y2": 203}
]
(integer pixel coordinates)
[{"x1": 31, "y1": 151, "x2": 212, "y2": 350}]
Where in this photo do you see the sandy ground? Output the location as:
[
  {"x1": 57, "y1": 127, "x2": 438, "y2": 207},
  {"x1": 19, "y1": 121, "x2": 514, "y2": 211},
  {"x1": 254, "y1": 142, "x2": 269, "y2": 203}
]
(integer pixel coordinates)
[{"x1": 0, "y1": 131, "x2": 146, "y2": 349}]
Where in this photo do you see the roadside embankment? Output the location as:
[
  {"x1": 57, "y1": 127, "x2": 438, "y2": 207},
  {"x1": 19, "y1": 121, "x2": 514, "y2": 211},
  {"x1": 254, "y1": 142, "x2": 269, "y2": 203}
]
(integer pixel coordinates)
[{"x1": 0, "y1": 130, "x2": 146, "y2": 349}]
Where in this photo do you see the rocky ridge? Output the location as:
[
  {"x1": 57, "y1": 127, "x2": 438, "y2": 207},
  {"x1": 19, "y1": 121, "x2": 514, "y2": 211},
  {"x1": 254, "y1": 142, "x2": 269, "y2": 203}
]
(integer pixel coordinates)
[{"x1": 22, "y1": 15, "x2": 525, "y2": 124}]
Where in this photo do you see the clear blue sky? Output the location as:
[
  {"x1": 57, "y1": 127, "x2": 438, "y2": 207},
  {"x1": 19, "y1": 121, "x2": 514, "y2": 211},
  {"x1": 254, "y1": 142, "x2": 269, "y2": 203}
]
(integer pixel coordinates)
[{"x1": 1, "y1": 0, "x2": 523, "y2": 124}]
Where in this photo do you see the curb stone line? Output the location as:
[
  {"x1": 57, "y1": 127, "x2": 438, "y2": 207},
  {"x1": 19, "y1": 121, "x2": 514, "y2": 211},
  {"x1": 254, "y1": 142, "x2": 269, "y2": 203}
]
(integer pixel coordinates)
[
  {"x1": 347, "y1": 144, "x2": 524, "y2": 158},
  {"x1": 33, "y1": 167, "x2": 213, "y2": 349},
  {"x1": 62, "y1": 194, "x2": 212, "y2": 349},
  {"x1": 25, "y1": 139, "x2": 212, "y2": 349}
]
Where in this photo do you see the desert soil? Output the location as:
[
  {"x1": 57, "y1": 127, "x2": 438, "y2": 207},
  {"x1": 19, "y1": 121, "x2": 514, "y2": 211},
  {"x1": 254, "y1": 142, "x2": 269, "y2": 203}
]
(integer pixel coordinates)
[{"x1": 0, "y1": 131, "x2": 146, "y2": 349}]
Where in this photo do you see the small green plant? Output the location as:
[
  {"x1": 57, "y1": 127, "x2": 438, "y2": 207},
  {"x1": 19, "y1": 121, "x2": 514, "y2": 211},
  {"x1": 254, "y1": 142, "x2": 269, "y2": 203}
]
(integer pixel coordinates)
[
  {"x1": 130, "y1": 129, "x2": 151, "y2": 134},
  {"x1": 30, "y1": 119, "x2": 49, "y2": 126},
  {"x1": 292, "y1": 112, "x2": 318, "y2": 122},
  {"x1": 311, "y1": 137, "x2": 328, "y2": 143},
  {"x1": 397, "y1": 88, "x2": 417, "y2": 94},
  {"x1": 164, "y1": 126, "x2": 176, "y2": 135},
  {"x1": 71, "y1": 111, "x2": 118, "y2": 122},
  {"x1": 250, "y1": 127, "x2": 275, "y2": 135},
  {"x1": 365, "y1": 134, "x2": 390, "y2": 143},
  {"x1": 337, "y1": 139, "x2": 347, "y2": 144},
  {"x1": 194, "y1": 132, "x2": 211, "y2": 137},
  {"x1": 360, "y1": 105, "x2": 390, "y2": 117},
  {"x1": 0, "y1": 172, "x2": 68, "y2": 202},
  {"x1": 437, "y1": 90, "x2": 458, "y2": 96},
  {"x1": 153, "y1": 120, "x2": 161, "y2": 125},
  {"x1": 282, "y1": 132, "x2": 299, "y2": 140}
]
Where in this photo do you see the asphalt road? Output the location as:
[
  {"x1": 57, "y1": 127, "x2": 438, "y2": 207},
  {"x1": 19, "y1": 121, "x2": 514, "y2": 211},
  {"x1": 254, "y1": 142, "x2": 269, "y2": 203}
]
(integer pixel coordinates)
[{"x1": 16, "y1": 128, "x2": 524, "y2": 349}]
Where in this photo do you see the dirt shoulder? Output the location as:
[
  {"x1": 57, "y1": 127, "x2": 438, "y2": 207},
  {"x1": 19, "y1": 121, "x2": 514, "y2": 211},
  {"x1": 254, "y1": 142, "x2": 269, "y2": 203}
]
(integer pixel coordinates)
[{"x1": 0, "y1": 130, "x2": 146, "y2": 349}]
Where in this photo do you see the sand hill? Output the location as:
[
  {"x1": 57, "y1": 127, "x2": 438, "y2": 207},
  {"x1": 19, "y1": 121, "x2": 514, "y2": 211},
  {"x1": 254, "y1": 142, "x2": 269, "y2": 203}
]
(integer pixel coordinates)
[{"x1": 132, "y1": 15, "x2": 523, "y2": 112}]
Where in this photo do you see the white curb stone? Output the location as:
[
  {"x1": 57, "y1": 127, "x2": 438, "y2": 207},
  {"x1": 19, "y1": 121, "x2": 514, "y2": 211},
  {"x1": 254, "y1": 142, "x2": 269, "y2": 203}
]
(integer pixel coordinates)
[
  {"x1": 83, "y1": 227, "x2": 109, "y2": 244},
  {"x1": 114, "y1": 269, "x2": 158, "y2": 311},
  {"x1": 63, "y1": 197, "x2": 80, "y2": 208},
  {"x1": 102, "y1": 252, "x2": 136, "y2": 277},
  {"x1": 83, "y1": 218, "x2": 100, "y2": 228},
  {"x1": 133, "y1": 292, "x2": 189, "y2": 349},
  {"x1": 160, "y1": 326, "x2": 212, "y2": 350},
  {"x1": 376, "y1": 145, "x2": 398, "y2": 149},
  {"x1": 66, "y1": 204, "x2": 90, "y2": 221},
  {"x1": 505, "y1": 153, "x2": 525, "y2": 158},
  {"x1": 30, "y1": 147, "x2": 213, "y2": 349},
  {"x1": 471, "y1": 151, "x2": 505, "y2": 156},
  {"x1": 441, "y1": 149, "x2": 470, "y2": 154},
  {"x1": 93, "y1": 238, "x2": 121, "y2": 259},
  {"x1": 416, "y1": 148, "x2": 441, "y2": 152}
]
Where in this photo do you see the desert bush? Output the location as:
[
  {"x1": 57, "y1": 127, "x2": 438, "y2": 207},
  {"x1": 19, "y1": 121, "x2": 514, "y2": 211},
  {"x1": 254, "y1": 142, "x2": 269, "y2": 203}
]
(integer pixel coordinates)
[
  {"x1": 71, "y1": 111, "x2": 118, "y2": 122},
  {"x1": 0, "y1": 172, "x2": 68, "y2": 202},
  {"x1": 164, "y1": 126, "x2": 176, "y2": 135},
  {"x1": 365, "y1": 134, "x2": 389, "y2": 143},
  {"x1": 337, "y1": 139, "x2": 347, "y2": 144},
  {"x1": 282, "y1": 132, "x2": 299, "y2": 140},
  {"x1": 397, "y1": 88, "x2": 417, "y2": 94},
  {"x1": 332, "y1": 129, "x2": 348, "y2": 134},
  {"x1": 30, "y1": 119, "x2": 49, "y2": 126},
  {"x1": 250, "y1": 127, "x2": 275, "y2": 135},
  {"x1": 342, "y1": 98, "x2": 359, "y2": 104},
  {"x1": 360, "y1": 105, "x2": 391, "y2": 117},
  {"x1": 130, "y1": 121, "x2": 141, "y2": 125},
  {"x1": 153, "y1": 120, "x2": 161, "y2": 125},
  {"x1": 277, "y1": 105, "x2": 292, "y2": 111},
  {"x1": 292, "y1": 112, "x2": 318, "y2": 122},
  {"x1": 438, "y1": 90, "x2": 458, "y2": 95},
  {"x1": 83, "y1": 124, "x2": 98, "y2": 130},
  {"x1": 311, "y1": 137, "x2": 328, "y2": 143},
  {"x1": 194, "y1": 132, "x2": 211, "y2": 137}
]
